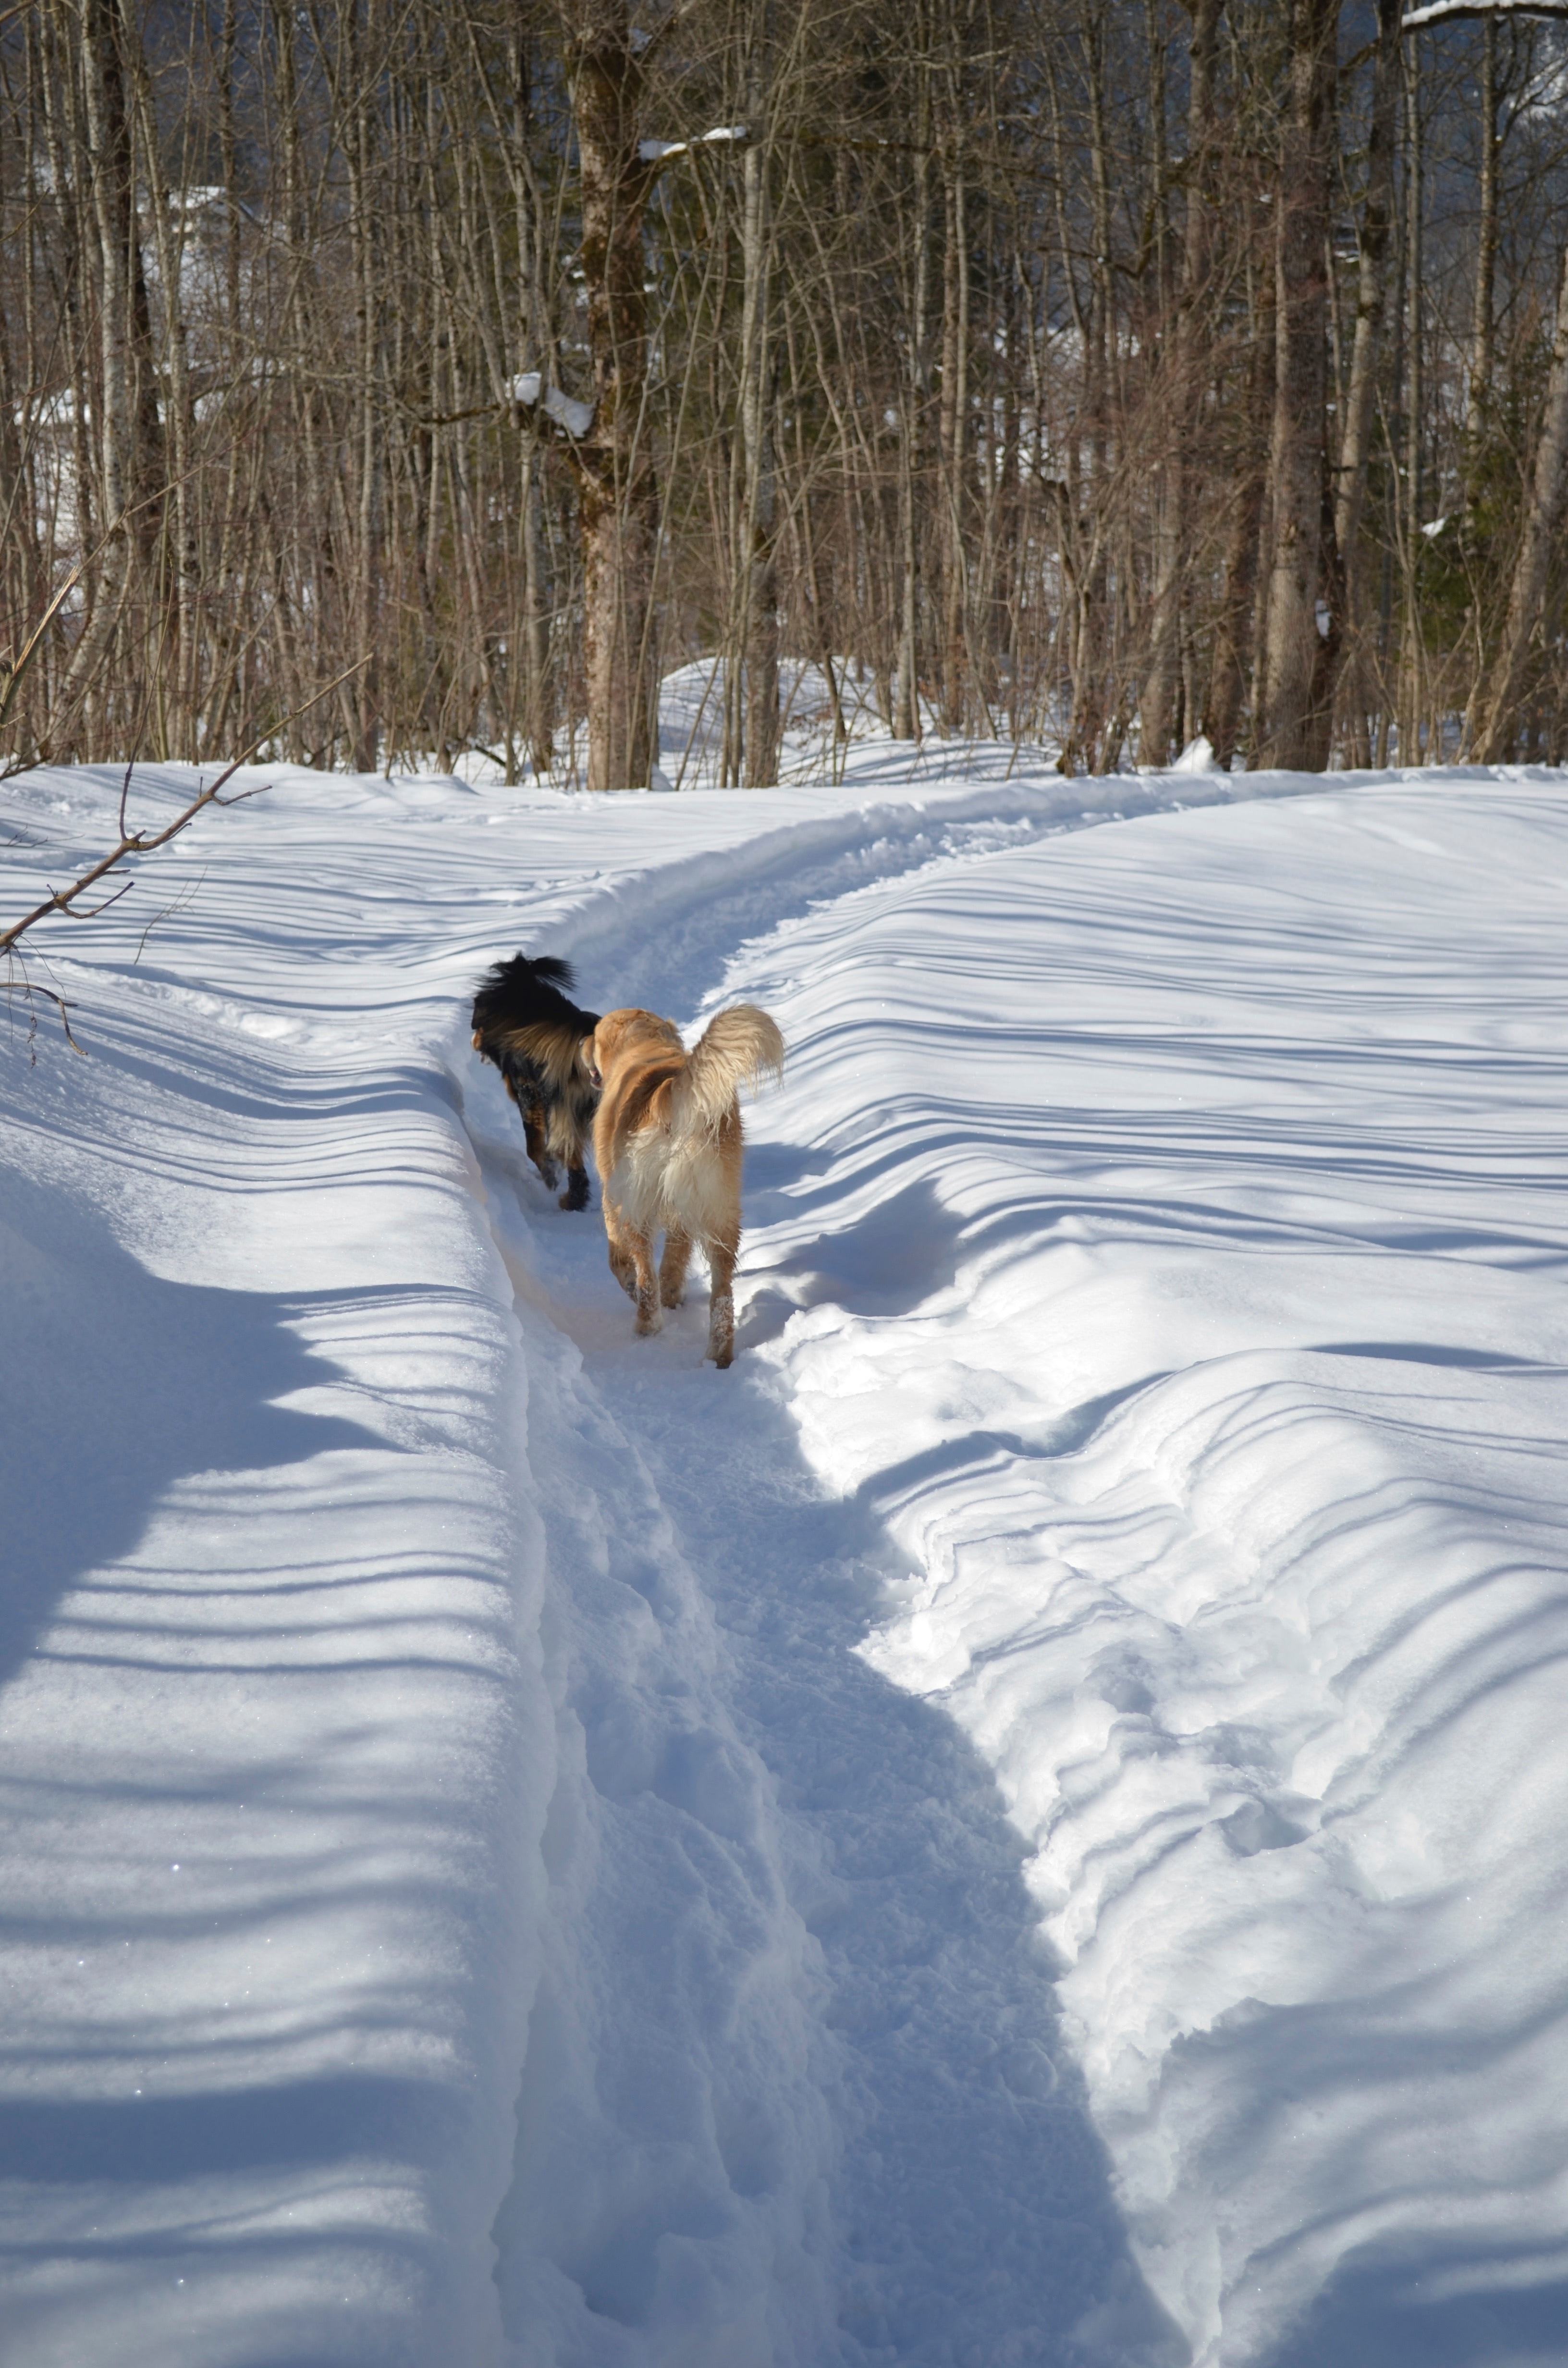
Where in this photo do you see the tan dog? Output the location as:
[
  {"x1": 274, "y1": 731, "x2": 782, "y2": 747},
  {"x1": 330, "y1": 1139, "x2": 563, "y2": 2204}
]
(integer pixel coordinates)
[{"x1": 583, "y1": 1003, "x2": 785, "y2": 1367}]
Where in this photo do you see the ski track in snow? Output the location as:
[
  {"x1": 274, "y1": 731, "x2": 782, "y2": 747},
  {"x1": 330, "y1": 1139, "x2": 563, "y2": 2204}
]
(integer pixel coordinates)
[{"x1": 3, "y1": 752, "x2": 1568, "y2": 2367}]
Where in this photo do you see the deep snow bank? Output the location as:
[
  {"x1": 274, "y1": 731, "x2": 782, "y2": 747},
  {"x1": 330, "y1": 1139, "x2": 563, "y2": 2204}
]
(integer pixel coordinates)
[
  {"x1": 0, "y1": 745, "x2": 1215, "y2": 2365},
  {"x1": 0, "y1": 795, "x2": 551, "y2": 2367},
  {"x1": 6, "y1": 751, "x2": 1567, "y2": 2368},
  {"x1": 710, "y1": 775, "x2": 1568, "y2": 2366}
]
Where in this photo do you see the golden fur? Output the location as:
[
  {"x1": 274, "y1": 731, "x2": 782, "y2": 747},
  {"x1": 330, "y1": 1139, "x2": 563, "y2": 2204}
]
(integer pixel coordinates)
[{"x1": 583, "y1": 1003, "x2": 785, "y2": 1367}]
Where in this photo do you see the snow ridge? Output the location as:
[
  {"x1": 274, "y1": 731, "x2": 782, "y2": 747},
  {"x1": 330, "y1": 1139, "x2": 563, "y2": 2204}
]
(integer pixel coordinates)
[{"x1": 7, "y1": 753, "x2": 1568, "y2": 2367}]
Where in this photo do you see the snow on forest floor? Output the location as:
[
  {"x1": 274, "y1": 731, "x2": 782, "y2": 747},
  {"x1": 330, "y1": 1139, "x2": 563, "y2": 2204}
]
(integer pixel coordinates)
[
  {"x1": 449, "y1": 658, "x2": 1007, "y2": 790},
  {"x1": 2, "y1": 740, "x2": 1568, "y2": 2368}
]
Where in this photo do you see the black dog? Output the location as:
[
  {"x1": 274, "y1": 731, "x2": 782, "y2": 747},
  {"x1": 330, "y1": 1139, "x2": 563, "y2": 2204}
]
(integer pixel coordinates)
[{"x1": 470, "y1": 954, "x2": 601, "y2": 1210}]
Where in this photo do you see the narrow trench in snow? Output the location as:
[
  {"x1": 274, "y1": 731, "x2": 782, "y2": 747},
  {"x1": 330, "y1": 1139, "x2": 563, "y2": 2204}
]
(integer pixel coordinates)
[{"x1": 456, "y1": 829, "x2": 1187, "y2": 2366}]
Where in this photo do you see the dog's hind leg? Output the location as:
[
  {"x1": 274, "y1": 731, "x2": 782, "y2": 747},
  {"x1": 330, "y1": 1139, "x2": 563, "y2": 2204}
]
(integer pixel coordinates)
[
  {"x1": 519, "y1": 1094, "x2": 559, "y2": 1190},
  {"x1": 602, "y1": 1205, "x2": 638, "y2": 1300},
  {"x1": 704, "y1": 1234, "x2": 738, "y2": 1368},
  {"x1": 625, "y1": 1226, "x2": 661, "y2": 1335},
  {"x1": 659, "y1": 1228, "x2": 692, "y2": 1309},
  {"x1": 559, "y1": 1163, "x2": 591, "y2": 1212}
]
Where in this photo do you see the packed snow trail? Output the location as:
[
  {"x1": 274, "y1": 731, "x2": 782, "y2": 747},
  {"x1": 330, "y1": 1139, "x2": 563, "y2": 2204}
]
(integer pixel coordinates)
[
  {"x1": 466, "y1": 1054, "x2": 1175, "y2": 2365},
  {"x1": 0, "y1": 749, "x2": 1198, "y2": 2368},
  {"x1": 467, "y1": 766, "x2": 1568, "y2": 2367},
  {"x1": 455, "y1": 770, "x2": 1200, "y2": 2363},
  {"x1": 5, "y1": 752, "x2": 1568, "y2": 2367}
]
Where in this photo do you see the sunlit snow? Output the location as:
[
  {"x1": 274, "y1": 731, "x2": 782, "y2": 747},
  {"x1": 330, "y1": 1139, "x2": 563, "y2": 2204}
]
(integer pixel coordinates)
[{"x1": 3, "y1": 735, "x2": 1567, "y2": 2367}]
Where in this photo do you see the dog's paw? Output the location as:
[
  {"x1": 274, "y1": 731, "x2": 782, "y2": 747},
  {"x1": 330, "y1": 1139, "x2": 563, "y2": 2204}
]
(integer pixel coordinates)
[{"x1": 533, "y1": 1159, "x2": 561, "y2": 1191}]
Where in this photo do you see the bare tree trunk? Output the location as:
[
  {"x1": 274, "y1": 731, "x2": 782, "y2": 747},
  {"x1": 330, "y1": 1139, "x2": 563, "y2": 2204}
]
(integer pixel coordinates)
[
  {"x1": 1474, "y1": 235, "x2": 1568, "y2": 761},
  {"x1": 1254, "y1": 0, "x2": 1337, "y2": 771},
  {"x1": 514, "y1": 25, "x2": 556, "y2": 779},
  {"x1": 1140, "y1": 0, "x2": 1222, "y2": 765},
  {"x1": 1398, "y1": 34, "x2": 1424, "y2": 761},
  {"x1": 344, "y1": 0, "x2": 382, "y2": 773},
  {"x1": 566, "y1": 0, "x2": 658, "y2": 790},
  {"x1": 54, "y1": 0, "x2": 138, "y2": 739},
  {"x1": 124, "y1": 0, "x2": 197, "y2": 756},
  {"x1": 893, "y1": 33, "x2": 932, "y2": 744},
  {"x1": 740, "y1": 28, "x2": 781, "y2": 787},
  {"x1": 1469, "y1": 9, "x2": 1497, "y2": 444},
  {"x1": 1206, "y1": 244, "x2": 1273, "y2": 768},
  {"x1": 1333, "y1": 0, "x2": 1399, "y2": 765},
  {"x1": 937, "y1": 110, "x2": 970, "y2": 736},
  {"x1": 1332, "y1": 0, "x2": 1399, "y2": 759}
]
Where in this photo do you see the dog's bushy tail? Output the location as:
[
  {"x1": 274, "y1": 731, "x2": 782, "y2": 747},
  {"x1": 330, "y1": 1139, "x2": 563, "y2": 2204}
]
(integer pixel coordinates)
[
  {"x1": 526, "y1": 954, "x2": 576, "y2": 993},
  {"x1": 677, "y1": 1004, "x2": 784, "y2": 1132}
]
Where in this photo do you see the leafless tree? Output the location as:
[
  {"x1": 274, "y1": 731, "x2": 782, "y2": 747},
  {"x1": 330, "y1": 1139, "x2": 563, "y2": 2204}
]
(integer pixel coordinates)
[{"x1": 0, "y1": 0, "x2": 1566, "y2": 784}]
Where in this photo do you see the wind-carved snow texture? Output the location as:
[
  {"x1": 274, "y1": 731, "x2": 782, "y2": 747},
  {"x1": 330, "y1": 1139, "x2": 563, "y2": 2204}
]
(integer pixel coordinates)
[
  {"x1": 713, "y1": 783, "x2": 1568, "y2": 2367},
  {"x1": 466, "y1": 885, "x2": 1182, "y2": 2368},
  {"x1": 3, "y1": 750, "x2": 1568, "y2": 2366}
]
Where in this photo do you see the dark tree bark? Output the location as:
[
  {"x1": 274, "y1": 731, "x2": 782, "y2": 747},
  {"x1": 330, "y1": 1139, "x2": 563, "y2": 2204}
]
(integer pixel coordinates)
[
  {"x1": 1332, "y1": 0, "x2": 1399, "y2": 763},
  {"x1": 1469, "y1": 10, "x2": 1498, "y2": 439},
  {"x1": 1473, "y1": 236, "x2": 1568, "y2": 760},
  {"x1": 739, "y1": 60, "x2": 781, "y2": 787},
  {"x1": 1140, "y1": 0, "x2": 1223, "y2": 767},
  {"x1": 1334, "y1": 0, "x2": 1399, "y2": 614},
  {"x1": 565, "y1": 0, "x2": 660, "y2": 790},
  {"x1": 1204, "y1": 291, "x2": 1272, "y2": 770},
  {"x1": 1254, "y1": 0, "x2": 1339, "y2": 771}
]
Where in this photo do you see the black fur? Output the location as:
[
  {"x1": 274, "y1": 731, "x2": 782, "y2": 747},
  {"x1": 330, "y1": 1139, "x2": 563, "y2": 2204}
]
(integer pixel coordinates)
[{"x1": 470, "y1": 953, "x2": 601, "y2": 1210}]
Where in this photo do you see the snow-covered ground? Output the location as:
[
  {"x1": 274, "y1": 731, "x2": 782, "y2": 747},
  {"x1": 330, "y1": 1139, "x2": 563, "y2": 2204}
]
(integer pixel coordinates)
[
  {"x1": 485, "y1": 657, "x2": 948, "y2": 790},
  {"x1": 3, "y1": 742, "x2": 1568, "y2": 2368}
]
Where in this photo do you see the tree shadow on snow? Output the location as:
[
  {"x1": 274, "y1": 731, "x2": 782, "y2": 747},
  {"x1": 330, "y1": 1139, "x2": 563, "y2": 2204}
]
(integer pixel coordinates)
[
  {"x1": 572, "y1": 1330, "x2": 1188, "y2": 2368},
  {"x1": 0, "y1": 1164, "x2": 379, "y2": 1690},
  {"x1": 738, "y1": 1173, "x2": 961, "y2": 1332},
  {"x1": 1261, "y1": 2244, "x2": 1568, "y2": 2368},
  {"x1": 0, "y1": 1166, "x2": 483, "y2": 2366}
]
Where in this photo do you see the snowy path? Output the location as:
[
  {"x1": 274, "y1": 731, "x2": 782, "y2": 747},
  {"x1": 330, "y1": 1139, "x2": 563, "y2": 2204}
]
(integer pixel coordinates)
[
  {"x1": 464, "y1": 827, "x2": 1180, "y2": 2367},
  {"x1": 473, "y1": 771, "x2": 1568, "y2": 2367},
  {"x1": 1, "y1": 753, "x2": 1186, "y2": 2368},
  {"x1": 5, "y1": 755, "x2": 1568, "y2": 2367}
]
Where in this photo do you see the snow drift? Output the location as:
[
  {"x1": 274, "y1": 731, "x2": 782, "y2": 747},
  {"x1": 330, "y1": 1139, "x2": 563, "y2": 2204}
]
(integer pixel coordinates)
[{"x1": 3, "y1": 747, "x2": 1567, "y2": 2367}]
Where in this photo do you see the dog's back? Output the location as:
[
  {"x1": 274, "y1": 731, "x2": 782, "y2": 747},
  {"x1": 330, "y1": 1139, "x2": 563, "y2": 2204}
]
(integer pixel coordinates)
[
  {"x1": 470, "y1": 952, "x2": 601, "y2": 1208},
  {"x1": 592, "y1": 1009, "x2": 707, "y2": 1239},
  {"x1": 588, "y1": 1004, "x2": 784, "y2": 1364},
  {"x1": 471, "y1": 952, "x2": 599, "y2": 1053}
]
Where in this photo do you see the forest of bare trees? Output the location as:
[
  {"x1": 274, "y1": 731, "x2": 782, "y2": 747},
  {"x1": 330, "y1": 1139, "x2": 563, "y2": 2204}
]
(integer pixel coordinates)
[{"x1": 3, "y1": 0, "x2": 1568, "y2": 786}]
